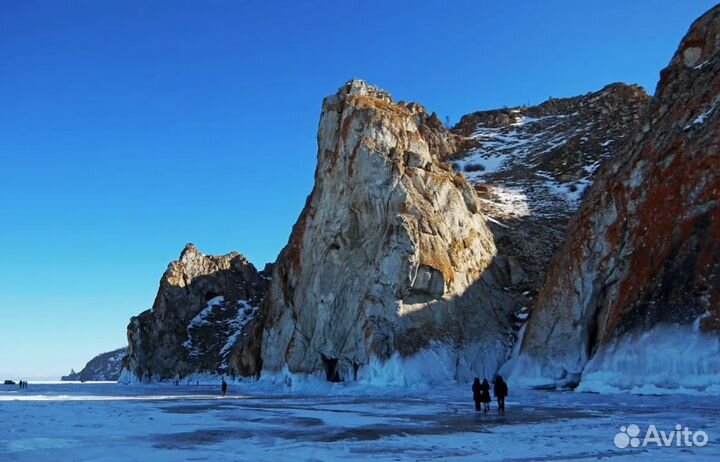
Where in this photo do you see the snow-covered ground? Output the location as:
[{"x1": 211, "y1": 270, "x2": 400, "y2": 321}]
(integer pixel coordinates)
[{"x1": 1, "y1": 382, "x2": 718, "y2": 461}]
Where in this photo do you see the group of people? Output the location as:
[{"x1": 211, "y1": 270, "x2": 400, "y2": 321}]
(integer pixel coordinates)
[
  {"x1": 18, "y1": 380, "x2": 28, "y2": 389},
  {"x1": 216, "y1": 376, "x2": 507, "y2": 412},
  {"x1": 472, "y1": 375, "x2": 508, "y2": 414}
]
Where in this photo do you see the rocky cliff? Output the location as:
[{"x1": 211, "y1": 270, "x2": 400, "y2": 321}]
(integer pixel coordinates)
[
  {"x1": 258, "y1": 80, "x2": 518, "y2": 382},
  {"x1": 450, "y1": 84, "x2": 650, "y2": 295},
  {"x1": 120, "y1": 79, "x2": 651, "y2": 384},
  {"x1": 121, "y1": 244, "x2": 269, "y2": 382},
  {"x1": 515, "y1": 5, "x2": 720, "y2": 389},
  {"x1": 62, "y1": 347, "x2": 127, "y2": 382}
]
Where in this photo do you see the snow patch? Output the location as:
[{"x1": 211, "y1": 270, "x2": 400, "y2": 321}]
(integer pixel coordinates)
[
  {"x1": 455, "y1": 151, "x2": 509, "y2": 179},
  {"x1": 683, "y1": 94, "x2": 719, "y2": 129},
  {"x1": 543, "y1": 178, "x2": 590, "y2": 204},
  {"x1": 183, "y1": 296, "x2": 225, "y2": 332},
  {"x1": 478, "y1": 185, "x2": 531, "y2": 218},
  {"x1": 485, "y1": 216, "x2": 510, "y2": 228}
]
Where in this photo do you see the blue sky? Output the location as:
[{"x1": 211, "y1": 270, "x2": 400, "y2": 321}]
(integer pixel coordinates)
[{"x1": 0, "y1": 0, "x2": 716, "y2": 378}]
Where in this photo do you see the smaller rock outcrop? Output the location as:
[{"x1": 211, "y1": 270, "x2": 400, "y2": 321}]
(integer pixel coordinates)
[
  {"x1": 122, "y1": 244, "x2": 269, "y2": 382},
  {"x1": 62, "y1": 347, "x2": 127, "y2": 381}
]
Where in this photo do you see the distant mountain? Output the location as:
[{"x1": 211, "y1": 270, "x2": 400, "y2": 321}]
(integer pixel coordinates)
[{"x1": 62, "y1": 347, "x2": 127, "y2": 382}]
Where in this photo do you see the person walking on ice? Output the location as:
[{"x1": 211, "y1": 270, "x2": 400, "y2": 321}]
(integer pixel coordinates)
[
  {"x1": 480, "y1": 378, "x2": 491, "y2": 413},
  {"x1": 472, "y1": 378, "x2": 482, "y2": 411},
  {"x1": 494, "y1": 375, "x2": 508, "y2": 414}
]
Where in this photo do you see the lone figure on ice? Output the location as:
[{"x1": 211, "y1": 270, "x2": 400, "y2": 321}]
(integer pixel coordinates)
[
  {"x1": 472, "y1": 378, "x2": 482, "y2": 411},
  {"x1": 221, "y1": 378, "x2": 228, "y2": 396},
  {"x1": 494, "y1": 375, "x2": 508, "y2": 414},
  {"x1": 480, "y1": 378, "x2": 491, "y2": 413}
]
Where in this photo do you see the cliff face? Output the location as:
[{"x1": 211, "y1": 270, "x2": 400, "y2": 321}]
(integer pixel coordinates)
[
  {"x1": 259, "y1": 80, "x2": 518, "y2": 381},
  {"x1": 62, "y1": 348, "x2": 127, "y2": 382},
  {"x1": 122, "y1": 244, "x2": 269, "y2": 382},
  {"x1": 517, "y1": 5, "x2": 720, "y2": 387}
]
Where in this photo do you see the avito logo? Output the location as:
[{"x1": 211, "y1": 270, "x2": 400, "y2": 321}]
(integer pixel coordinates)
[{"x1": 614, "y1": 424, "x2": 709, "y2": 449}]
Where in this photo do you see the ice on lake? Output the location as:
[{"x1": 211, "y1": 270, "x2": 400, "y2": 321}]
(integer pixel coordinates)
[{"x1": 1, "y1": 382, "x2": 718, "y2": 461}]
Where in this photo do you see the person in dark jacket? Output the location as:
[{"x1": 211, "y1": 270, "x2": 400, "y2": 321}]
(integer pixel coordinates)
[
  {"x1": 480, "y1": 378, "x2": 491, "y2": 413},
  {"x1": 221, "y1": 378, "x2": 228, "y2": 396},
  {"x1": 472, "y1": 377, "x2": 482, "y2": 411},
  {"x1": 494, "y1": 375, "x2": 508, "y2": 414}
]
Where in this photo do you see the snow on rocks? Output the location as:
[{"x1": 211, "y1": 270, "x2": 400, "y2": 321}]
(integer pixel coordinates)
[
  {"x1": 452, "y1": 84, "x2": 649, "y2": 220},
  {"x1": 449, "y1": 83, "x2": 649, "y2": 297},
  {"x1": 182, "y1": 297, "x2": 259, "y2": 370}
]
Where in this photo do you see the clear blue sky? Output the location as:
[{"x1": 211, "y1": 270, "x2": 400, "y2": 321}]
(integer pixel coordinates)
[{"x1": 1, "y1": 0, "x2": 715, "y2": 379}]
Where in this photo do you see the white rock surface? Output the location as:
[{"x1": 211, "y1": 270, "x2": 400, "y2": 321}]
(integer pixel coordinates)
[{"x1": 260, "y1": 80, "x2": 516, "y2": 380}]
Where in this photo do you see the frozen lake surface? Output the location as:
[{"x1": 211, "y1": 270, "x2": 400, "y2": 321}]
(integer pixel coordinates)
[{"x1": 1, "y1": 382, "x2": 718, "y2": 461}]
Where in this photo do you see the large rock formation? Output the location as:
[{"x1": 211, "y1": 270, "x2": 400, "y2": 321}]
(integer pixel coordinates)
[
  {"x1": 515, "y1": 5, "x2": 720, "y2": 388},
  {"x1": 122, "y1": 244, "x2": 269, "y2": 382},
  {"x1": 259, "y1": 80, "x2": 518, "y2": 382},
  {"x1": 62, "y1": 347, "x2": 127, "y2": 382},
  {"x1": 450, "y1": 84, "x2": 650, "y2": 294}
]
